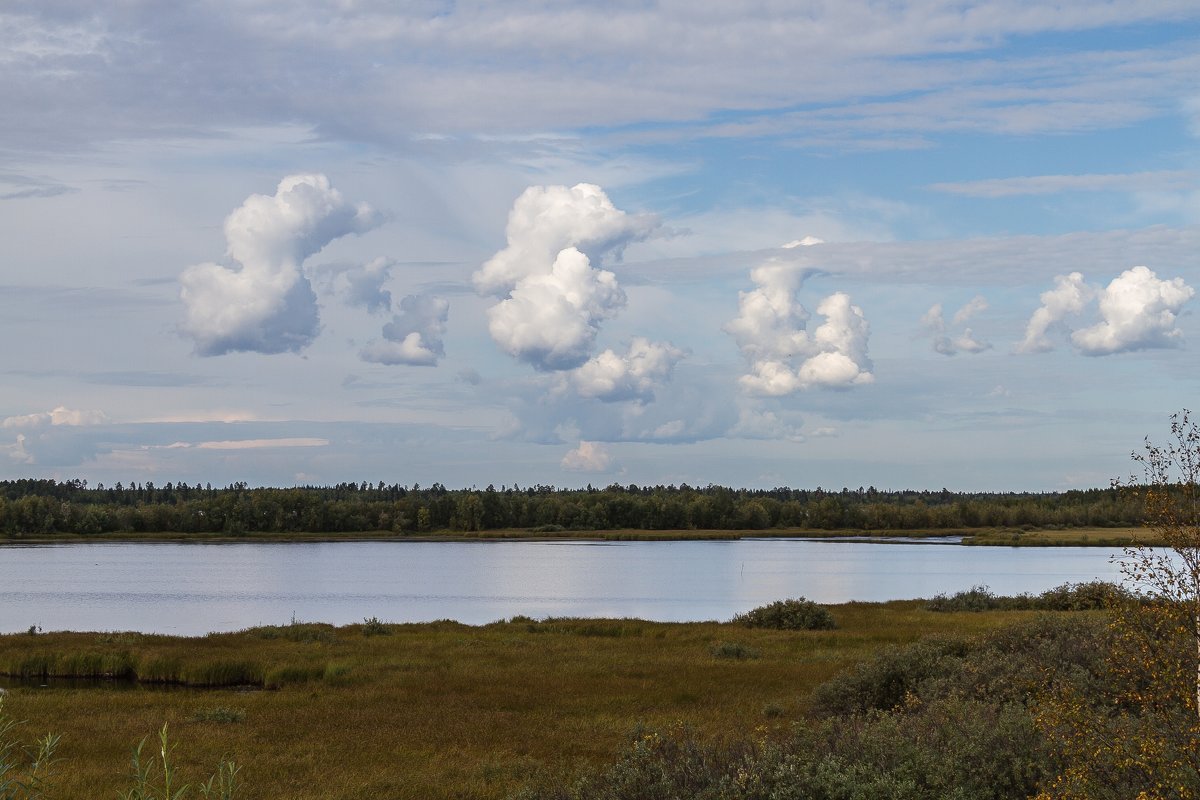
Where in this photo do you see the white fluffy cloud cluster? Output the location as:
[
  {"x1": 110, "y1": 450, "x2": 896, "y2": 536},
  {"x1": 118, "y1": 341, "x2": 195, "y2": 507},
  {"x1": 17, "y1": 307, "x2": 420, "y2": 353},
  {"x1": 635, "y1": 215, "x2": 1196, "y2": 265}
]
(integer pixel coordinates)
[
  {"x1": 920, "y1": 295, "x2": 991, "y2": 356},
  {"x1": 571, "y1": 338, "x2": 688, "y2": 402},
  {"x1": 475, "y1": 184, "x2": 661, "y2": 372},
  {"x1": 180, "y1": 174, "x2": 378, "y2": 356},
  {"x1": 360, "y1": 293, "x2": 450, "y2": 367},
  {"x1": 1018, "y1": 266, "x2": 1193, "y2": 355},
  {"x1": 1, "y1": 406, "x2": 108, "y2": 466},
  {"x1": 560, "y1": 440, "x2": 612, "y2": 472},
  {"x1": 2, "y1": 406, "x2": 108, "y2": 428},
  {"x1": 726, "y1": 262, "x2": 873, "y2": 395}
]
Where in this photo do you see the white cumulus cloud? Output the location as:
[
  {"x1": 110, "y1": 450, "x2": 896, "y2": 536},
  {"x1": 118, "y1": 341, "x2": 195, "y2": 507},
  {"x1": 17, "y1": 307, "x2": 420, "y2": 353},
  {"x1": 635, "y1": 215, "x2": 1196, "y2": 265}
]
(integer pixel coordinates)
[
  {"x1": 486, "y1": 246, "x2": 626, "y2": 371},
  {"x1": 561, "y1": 440, "x2": 613, "y2": 472},
  {"x1": 921, "y1": 295, "x2": 991, "y2": 355},
  {"x1": 1017, "y1": 267, "x2": 1193, "y2": 355},
  {"x1": 180, "y1": 174, "x2": 379, "y2": 356},
  {"x1": 1071, "y1": 266, "x2": 1194, "y2": 355},
  {"x1": 726, "y1": 262, "x2": 873, "y2": 395},
  {"x1": 474, "y1": 183, "x2": 658, "y2": 296},
  {"x1": 360, "y1": 294, "x2": 450, "y2": 367},
  {"x1": 1016, "y1": 272, "x2": 1094, "y2": 354},
  {"x1": 475, "y1": 184, "x2": 658, "y2": 371},
  {"x1": 571, "y1": 338, "x2": 687, "y2": 402}
]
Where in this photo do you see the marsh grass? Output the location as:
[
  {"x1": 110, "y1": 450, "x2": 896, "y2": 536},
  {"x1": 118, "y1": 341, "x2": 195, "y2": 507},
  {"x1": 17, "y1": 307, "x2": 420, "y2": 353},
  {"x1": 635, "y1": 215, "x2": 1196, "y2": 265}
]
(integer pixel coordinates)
[
  {"x1": 189, "y1": 708, "x2": 245, "y2": 725},
  {"x1": 709, "y1": 641, "x2": 759, "y2": 659},
  {"x1": 0, "y1": 601, "x2": 1046, "y2": 799}
]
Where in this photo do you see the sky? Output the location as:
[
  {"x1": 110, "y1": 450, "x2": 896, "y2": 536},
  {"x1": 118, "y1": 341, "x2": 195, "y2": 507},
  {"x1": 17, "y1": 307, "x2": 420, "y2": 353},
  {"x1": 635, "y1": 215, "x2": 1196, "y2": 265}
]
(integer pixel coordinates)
[{"x1": 2, "y1": 1, "x2": 1199, "y2": 492}]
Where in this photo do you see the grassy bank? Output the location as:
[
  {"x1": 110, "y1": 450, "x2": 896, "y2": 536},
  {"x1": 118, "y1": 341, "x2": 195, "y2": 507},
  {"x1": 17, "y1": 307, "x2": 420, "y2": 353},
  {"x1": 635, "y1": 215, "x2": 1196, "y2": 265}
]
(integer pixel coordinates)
[
  {"x1": 0, "y1": 525, "x2": 1152, "y2": 545},
  {"x1": 961, "y1": 526, "x2": 1151, "y2": 546},
  {"x1": 0, "y1": 603, "x2": 1048, "y2": 799}
]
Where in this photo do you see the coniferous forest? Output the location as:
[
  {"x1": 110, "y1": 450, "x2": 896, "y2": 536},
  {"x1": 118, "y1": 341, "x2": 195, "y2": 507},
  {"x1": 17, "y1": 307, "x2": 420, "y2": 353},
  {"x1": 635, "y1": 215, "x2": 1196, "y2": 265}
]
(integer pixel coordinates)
[{"x1": 0, "y1": 479, "x2": 1142, "y2": 536}]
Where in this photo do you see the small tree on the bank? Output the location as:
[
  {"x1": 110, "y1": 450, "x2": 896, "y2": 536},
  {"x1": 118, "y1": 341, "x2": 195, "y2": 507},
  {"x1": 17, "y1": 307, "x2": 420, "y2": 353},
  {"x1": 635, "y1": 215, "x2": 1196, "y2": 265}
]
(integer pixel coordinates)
[
  {"x1": 1036, "y1": 411, "x2": 1200, "y2": 799},
  {"x1": 1122, "y1": 409, "x2": 1200, "y2": 717}
]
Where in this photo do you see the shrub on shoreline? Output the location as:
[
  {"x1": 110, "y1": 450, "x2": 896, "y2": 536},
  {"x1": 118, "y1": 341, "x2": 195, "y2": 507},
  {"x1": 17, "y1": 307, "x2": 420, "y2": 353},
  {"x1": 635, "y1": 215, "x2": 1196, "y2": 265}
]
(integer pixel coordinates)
[{"x1": 733, "y1": 598, "x2": 837, "y2": 630}]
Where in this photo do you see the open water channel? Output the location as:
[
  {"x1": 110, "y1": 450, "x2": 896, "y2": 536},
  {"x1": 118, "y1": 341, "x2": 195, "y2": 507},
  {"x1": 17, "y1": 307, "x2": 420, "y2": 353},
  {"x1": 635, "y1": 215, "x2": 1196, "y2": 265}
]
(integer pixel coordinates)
[{"x1": 0, "y1": 538, "x2": 1131, "y2": 635}]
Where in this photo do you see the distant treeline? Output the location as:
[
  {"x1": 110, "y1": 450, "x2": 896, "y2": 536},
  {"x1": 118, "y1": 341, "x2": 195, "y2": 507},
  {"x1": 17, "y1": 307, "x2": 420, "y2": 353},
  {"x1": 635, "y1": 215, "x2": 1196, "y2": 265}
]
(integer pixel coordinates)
[{"x1": 0, "y1": 478, "x2": 1143, "y2": 536}]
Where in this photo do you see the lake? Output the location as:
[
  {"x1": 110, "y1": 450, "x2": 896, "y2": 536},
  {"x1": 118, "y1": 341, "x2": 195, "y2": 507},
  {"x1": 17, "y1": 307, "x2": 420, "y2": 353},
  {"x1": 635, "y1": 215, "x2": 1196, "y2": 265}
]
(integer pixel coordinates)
[{"x1": 0, "y1": 539, "x2": 1131, "y2": 635}]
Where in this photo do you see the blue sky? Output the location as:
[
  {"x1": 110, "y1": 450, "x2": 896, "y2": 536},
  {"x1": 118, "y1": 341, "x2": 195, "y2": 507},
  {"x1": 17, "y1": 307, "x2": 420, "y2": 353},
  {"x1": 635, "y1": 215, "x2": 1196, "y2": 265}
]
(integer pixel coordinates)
[{"x1": 2, "y1": 1, "x2": 1198, "y2": 491}]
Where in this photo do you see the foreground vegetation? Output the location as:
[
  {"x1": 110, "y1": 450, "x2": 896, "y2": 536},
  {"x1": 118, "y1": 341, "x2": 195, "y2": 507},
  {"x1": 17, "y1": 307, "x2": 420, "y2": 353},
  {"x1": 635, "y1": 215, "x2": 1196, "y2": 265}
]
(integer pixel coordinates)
[{"x1": 0, "y1": 600, "x2": 1054, "y2": 799}]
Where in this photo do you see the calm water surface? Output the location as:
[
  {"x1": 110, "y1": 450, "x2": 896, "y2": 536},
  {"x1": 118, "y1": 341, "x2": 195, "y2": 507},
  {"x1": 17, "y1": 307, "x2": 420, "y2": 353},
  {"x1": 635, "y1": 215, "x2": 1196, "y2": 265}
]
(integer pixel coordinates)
[{"x1": 0, "y1": 539, "x2": 1129, "y2": 635}]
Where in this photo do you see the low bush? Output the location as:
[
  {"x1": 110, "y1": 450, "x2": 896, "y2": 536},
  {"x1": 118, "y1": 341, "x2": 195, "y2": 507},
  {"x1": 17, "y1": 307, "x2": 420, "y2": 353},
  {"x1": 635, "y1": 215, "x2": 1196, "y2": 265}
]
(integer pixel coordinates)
[
  {"x1": 361, "y1": 616, "x2": 391, "y2": 637},
  {"x1": 516, "y1": 615, "x2": 1111, "y2": 800},
  {"x1": 732, "y1": 598, "x2": 836, "y2": 630},
  {"x1": 925, "y1": 581, "x2": 1129, "y2": 613}
]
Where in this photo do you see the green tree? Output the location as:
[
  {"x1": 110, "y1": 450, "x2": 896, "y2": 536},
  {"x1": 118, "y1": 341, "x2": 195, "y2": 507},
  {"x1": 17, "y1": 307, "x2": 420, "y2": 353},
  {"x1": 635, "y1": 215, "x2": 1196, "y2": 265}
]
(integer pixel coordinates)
[{"x1": 1036, "y1": 411, "x2": 1200, "y2": 799}]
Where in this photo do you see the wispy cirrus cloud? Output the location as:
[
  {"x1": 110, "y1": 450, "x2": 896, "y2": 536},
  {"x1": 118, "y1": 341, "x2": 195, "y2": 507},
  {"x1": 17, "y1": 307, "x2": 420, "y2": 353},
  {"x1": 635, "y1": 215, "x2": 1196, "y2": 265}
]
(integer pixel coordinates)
[
  {"x1": 929, "y1": 170, "x2": 1197, "y2": 198},
  {"x1": 193, "y1": 438, "x2": 330, "y2": 450}
]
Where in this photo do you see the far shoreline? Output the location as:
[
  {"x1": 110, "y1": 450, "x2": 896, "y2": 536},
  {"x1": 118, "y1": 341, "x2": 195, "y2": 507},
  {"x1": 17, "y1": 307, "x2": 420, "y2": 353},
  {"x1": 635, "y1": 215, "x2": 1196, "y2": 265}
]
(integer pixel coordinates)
[{"x1": 0, "y1": 525, "x2": 1153, "y2": 547}]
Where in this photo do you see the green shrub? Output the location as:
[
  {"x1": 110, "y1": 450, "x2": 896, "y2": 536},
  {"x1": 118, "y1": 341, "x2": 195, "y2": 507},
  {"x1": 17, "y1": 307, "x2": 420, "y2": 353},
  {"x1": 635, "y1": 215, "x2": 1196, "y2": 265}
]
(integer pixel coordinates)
[
  {"x1": 925, "y1": 585, "x2": 1005, "y2": 612},
  {"x1": 808, "y1": 636, "x2": 967, "y2": 717},
  {"x1": 1034, "y1": 580, "x2": 1125, "y2": 611},
  {"x1": 361, "y1": 616, "x2": 392, "y2": 637},
  {"x1": 925, "y1": 581, "x2": 1129, "y2": 613},
  {"x1": 733, "y1": 598, "x2": 836, "y2": 630}
]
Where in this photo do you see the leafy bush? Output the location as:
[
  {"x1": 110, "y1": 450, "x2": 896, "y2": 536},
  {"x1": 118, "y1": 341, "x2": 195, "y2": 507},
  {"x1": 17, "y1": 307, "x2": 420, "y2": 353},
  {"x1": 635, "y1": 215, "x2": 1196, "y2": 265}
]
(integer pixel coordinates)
[
  {"x1": 925, "y1": 581, "x2": 1129, "y2": 612},
  {"x1": 810, "y1": 616, "x2": 1110, "y2": 718},
  {"x1": 733, "y1": 598, "x2": 836, "y2": 630},
  {"x1": 361, "y1": 616, "x2": 391, "y2": 637},
  {"x1": 515, "y1": 617, "x2": 1112, "y2": 800},
  {"x1": 1034, "y1": 580, "x2": 1126, "y2": 611},
  {"x1": 808, "y1": 636, "x2": 969, "y2": 717},
  {"x1": 925, "y1": 585, "x2": 1004, "y2": 612}
]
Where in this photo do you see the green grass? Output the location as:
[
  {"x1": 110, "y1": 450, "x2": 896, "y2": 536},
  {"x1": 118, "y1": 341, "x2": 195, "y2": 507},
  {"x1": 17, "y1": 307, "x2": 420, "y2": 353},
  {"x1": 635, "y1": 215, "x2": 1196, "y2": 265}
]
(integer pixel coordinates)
[{"x1": 0, "y1": 602, "x2": 1051, "y2": 799}]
